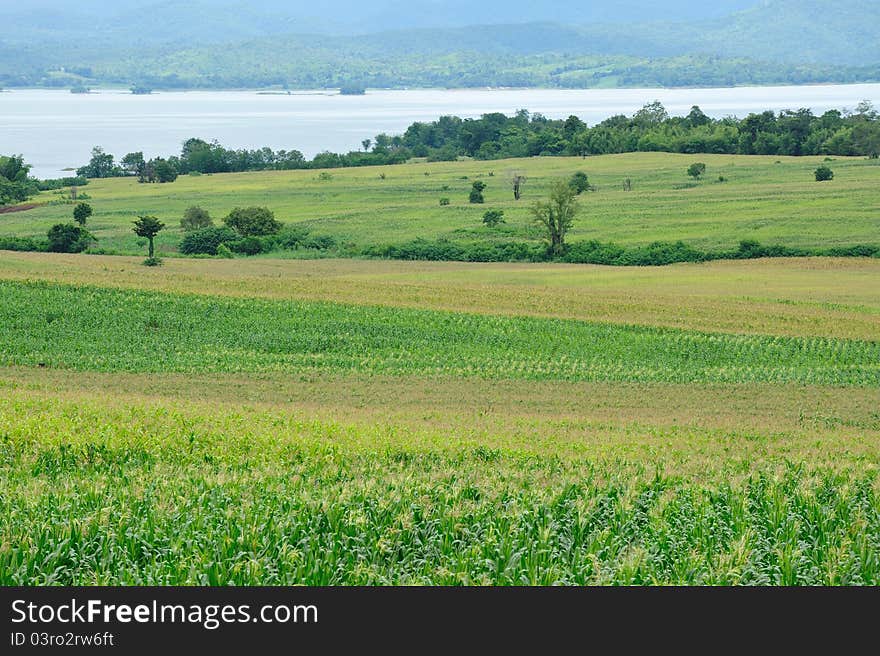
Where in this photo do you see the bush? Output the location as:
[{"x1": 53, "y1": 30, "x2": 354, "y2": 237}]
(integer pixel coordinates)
[
  {"x1": 179, "y1": 226, "x2": 236, "y2": 255},
  {"x1": 216, "y1": 243, "x2": 234, "y2": 258},
  {"x1": 142, "y1": 256, "x2": 162, "y2": 266},
  {"x1": 303, "y1": 234, "x2": 337, "y2": 250},
  {"x1": 223, "y1": 207, "x2": 282, "y2": 236},
  {"x1": 687, "y1": 162, "x2": 707, "y2": 179},
  {"x1": 815, "y1": 165, "x2": 834, "y2": 181},
  {"x1": 180, "y1": 206, "x2": 213, "y2": 231},
  {"x1": 439, "y1": 197, "x2": 450, "y2": 206},
  {"x1": 276, "y1": 225, "x2": 312, "y2": 250},
  {"x1": 482, "y1": 210, "x2": 505, "y2": 227},
  {"x1": 569, "y1": 172, "x2": 590, "y2": 194},
  {"x1": 230, "y1": 236, "x2": 266, "y2": 256},
  {"x1": 469, "y1": 181, "x2": 486, "y2": 204},
  {"x1": 46, "y1": 223, "x2": 94, "y2": 253}
]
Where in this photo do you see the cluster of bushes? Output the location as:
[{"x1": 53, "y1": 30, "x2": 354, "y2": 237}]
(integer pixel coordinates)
[
  {"x1": 33, "y1": 176, "x2": 89, "y2": 191},
  {"x1": 364, "y1": 239, "x2": 546, "y2": 262},
  {"x1": 0, "y1": 236, "x2": 47, "y2": 252},
  {"x1": 177, "y1": 205, "x2": 337, "y2": 256}
]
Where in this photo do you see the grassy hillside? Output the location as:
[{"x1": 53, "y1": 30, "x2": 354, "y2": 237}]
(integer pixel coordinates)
[
  {"x1": 1, "y1": 253, "x2": 878, "y2": 584},
  {"x1": 4, "y1": 153, "x2": 879, "y2": 255}
]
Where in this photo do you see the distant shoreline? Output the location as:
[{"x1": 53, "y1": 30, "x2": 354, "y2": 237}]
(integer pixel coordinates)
[{"x1": 4, "y1": 81, "x2": 880, "y2": 95}]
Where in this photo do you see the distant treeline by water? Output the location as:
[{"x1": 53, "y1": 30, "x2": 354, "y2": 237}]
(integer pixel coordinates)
[{"x1": 72, "y1": 101, "x2": 880, "y2": 180}]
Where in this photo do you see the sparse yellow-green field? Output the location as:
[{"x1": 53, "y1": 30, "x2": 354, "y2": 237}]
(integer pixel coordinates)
[{"x1": 1, "y1": 251, "x2": 878, "y2": 339}]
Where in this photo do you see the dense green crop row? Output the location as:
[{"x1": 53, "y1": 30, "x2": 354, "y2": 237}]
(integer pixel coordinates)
[
  {"x1": 2, "y1": 440, "x2": 878, "y2": 585},
  {"x1": 1, "y1": 280, "x2": 878, "y2": 385}
]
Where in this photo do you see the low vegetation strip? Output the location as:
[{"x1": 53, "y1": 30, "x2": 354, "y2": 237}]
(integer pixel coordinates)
[{"x1": 2, "y1": 280, "x2": 878, "y2": 385}]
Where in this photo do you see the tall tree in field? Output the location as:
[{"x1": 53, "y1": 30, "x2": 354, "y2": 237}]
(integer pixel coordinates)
[
  {"x1": 531, "y1": 179, "x2": 579, "y2": 257},
  {"x1": 132, "y1": 215, "x2": 165, "y2": 259},
  {"x1": 73, "y1": 202, "x2": 92, "y2": 225}
]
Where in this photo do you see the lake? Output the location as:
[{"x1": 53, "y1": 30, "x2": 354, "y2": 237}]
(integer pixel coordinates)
[{"x1": 2, "y1": 84, "x2": 879, "y2": 179}]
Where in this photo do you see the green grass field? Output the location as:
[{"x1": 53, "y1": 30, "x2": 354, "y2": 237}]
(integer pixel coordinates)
[
  {"x1": 3, "y1": 152, "x2": 879, "y2": 255},
  {"x1": 1, "y1": 253, "x2": 879, "y2": 584}
]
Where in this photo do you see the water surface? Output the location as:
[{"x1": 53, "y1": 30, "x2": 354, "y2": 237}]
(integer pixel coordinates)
[{"x1": 2, "y1": 84, "x2": 878, "y2": 179}]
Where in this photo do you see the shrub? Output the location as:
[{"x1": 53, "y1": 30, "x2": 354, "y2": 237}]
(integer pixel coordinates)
[
  {"x1": 303, "y1": 234, "x2": 337, "y2": 250},
  {"x1": 180, "y1": 206, "x2": 213, "y2": 232},
  {"x1": 223, "y1": 207, "x2": 282, "y2": 236},
  {"x1": 439, "y1": 198, "x2": 450, "y2": 206},
  {"x1": 230, "y1": 236, "x2": 265, "y2": 256},
  {"x1": 276, "y1": 226, "x2": 312, "y2": 250},
  {"x1": 569, "y1": 171, "x2": 590, "y2": 194},
  {"x1": 179, "y1": 226, "x2": 236, "y2": 255},
  {"x1": 482, "y1": 210, "x2": 505, "y2": 227},
  {"x1": 469, "y1": 181, "x2": 486, "y2": 204},
  {"x1": 687, "y1": 162, "x2": 707, "y2": 179},
  {"x1": 46, "y1": 223, "x2": 94, "y2": 253},
  {"x1": 815, "y1": 165, "x2": 834, "y2": 182},
  {"x1": 216, "y1": 243, "x2": 234, "y2": 258},
  {"x1": 142, "y1": 256, "x2": 162, "y2": 266}
]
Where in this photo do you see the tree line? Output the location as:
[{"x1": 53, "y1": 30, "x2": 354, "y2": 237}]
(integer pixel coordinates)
[{"x1": 75, "y1": 101, "x2": 880, "y2": 181}]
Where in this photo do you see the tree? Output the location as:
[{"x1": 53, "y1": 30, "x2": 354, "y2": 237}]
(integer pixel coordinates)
[
  {"x1": 469, "y1": 180, "x2": 486, "y2": 204},
  {"x1": 181, "y1": 205, "x2": 213, "y2": 231},
  {"x1": 852, "y1": 122, "x2": 880, "y2": 158},
  {"x1": 569, "y1": 171, "x2": 590, "y2": 194},
  {"x1": 531, "y1": 179, "x2": 579, "y2": 257},
  {"x1": 139, "y1": 157, "x2": 178, "y2": 183},
  {"x1": 687, "y1": 162, "x2": 707, "y2": 179},
  {"x1": 72, "y1": 202, "x2": 92, "y2": 225},
  {"x1": 76, "y1": 147, "x2": 117, "y2": 178},
  {"x1": 815, "y1": 165, "x2": 834, "y2": 182},
  {"x1": 633, "y1": 101, "x2": 669, "y2": 126},
  {"x1": 223, "y1": 207, "x2": 282, "y2": 236},
  {"x1": 47, "y1": 223, "x2": 93, "y2": 253},
  {"x1": 132, "y1": 215, "x2": 165, "y2": 259},
  {"x1": 361, "y1": 139, "x2": 372, "y2": 152},
  {"x1": 121, "y1": 152, "x2": 146, "y2": 178},
  {"x1": 482, "y1": 209, "x2": 505, "y2": 227},
  {"x1": 686, "y1": 105, "x2": 711, "y2": 127},
  {"x1": 510, "y1": 172, "x2": 526, "y2": 200}
]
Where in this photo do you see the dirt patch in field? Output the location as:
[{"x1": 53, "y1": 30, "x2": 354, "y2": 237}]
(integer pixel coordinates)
[{"x1": 0, "y1": 203, "x2": 40, "y2": 214}]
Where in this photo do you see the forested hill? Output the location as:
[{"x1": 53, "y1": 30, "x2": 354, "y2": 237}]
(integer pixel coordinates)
[{"x1": 1, "y1": 0, "x2": 878, "y2": 89}]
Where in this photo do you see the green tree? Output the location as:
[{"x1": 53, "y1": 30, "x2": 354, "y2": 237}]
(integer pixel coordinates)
[
  {"x1": 72, "y1": 202, "x2": 92, "y2": 226},
  {"x1": 469, "y1": 180, "x2": 486, "y2": 204},
  {"x1": 181, "y1": 205, "x2": 213, "y2": 231},
  {"x1": 121, "y1": 152, "x2": 146, "y2": 178},
  {"x1": 687, "y1": 162, "x2": 707, "y2": 179},
  {"x1": 531, "y1": 179, "x2": 580, "y2": 257},
  {"x1": 223, "y1": 207, "x2": 282, "y2": 236},
  {"x1": 132, "y1": 215, "x2": 165, "y2": 259},
  {"x1": 77, "y1": 147, "x2": 117, "y2": 179},
  {"x1": 482, "y1": 209, "x2": 505, "y2": 227}
]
